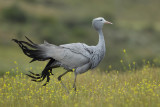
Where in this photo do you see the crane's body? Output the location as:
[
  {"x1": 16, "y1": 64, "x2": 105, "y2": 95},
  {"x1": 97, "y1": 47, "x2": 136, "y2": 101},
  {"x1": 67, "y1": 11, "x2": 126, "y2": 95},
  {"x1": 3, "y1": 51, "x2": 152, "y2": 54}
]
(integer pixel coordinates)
[{"x1": 12, "y1": 17, "x2": 112, "y2": 91}]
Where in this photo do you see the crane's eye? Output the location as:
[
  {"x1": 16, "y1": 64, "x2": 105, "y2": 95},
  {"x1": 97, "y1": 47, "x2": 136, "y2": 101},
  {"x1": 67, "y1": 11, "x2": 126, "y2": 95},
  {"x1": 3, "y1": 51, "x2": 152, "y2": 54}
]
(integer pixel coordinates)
[{"x1": 100, "y1": 19, "x2": 103, "y2": 21}]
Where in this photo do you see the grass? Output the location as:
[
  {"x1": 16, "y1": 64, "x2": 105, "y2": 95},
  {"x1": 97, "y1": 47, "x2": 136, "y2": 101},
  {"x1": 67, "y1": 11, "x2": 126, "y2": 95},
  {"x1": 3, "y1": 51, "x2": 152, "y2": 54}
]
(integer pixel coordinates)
[{"x1": 0, "y1": 63, "x2": 160, "y2": 107}]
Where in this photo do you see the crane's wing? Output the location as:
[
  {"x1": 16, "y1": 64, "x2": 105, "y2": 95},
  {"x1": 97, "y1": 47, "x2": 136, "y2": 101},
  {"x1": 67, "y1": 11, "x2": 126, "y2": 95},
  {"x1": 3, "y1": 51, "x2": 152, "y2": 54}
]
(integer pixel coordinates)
[
  {"x1": 60, "y1": 43, "x2": 94, "y2": 58},
  {"x1": 42, "y1": 43, "x2": 90, "y2": 68},
  {"x1": 13, "y1": 37, "x2": 90, "y2": 69}
]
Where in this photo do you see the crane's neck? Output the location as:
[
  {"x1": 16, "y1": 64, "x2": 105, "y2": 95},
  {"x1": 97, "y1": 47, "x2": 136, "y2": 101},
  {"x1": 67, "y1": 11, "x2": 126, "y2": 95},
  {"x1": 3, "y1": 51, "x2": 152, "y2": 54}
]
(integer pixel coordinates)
[
  {"x1": 97, "y1": 30, "x2": 106, "y2": 50},
  {"x1": 90, "y1": 29, "x2": 106, "y2": 69}
]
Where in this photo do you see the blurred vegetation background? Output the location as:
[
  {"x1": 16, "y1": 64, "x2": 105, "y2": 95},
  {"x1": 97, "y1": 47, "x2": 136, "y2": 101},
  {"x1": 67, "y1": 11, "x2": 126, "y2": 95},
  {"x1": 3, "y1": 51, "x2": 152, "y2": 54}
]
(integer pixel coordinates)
[{"x1": 0, "y1": 0, "x2": 160, "y2": 74}]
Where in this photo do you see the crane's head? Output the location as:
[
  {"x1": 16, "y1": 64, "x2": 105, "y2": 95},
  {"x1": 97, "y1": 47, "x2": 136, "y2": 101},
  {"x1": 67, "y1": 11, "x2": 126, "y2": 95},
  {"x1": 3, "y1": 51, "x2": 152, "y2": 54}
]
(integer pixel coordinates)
[{"x1": 92, "y1": 17, "x2": 112, "y2": 31}]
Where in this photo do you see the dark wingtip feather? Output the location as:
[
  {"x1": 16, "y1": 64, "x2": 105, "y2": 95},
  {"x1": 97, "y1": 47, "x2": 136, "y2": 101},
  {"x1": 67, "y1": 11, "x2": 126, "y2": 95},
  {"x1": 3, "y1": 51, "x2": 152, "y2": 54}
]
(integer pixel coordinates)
[
  {"x1": 42, "y1": 74, "x2": 50, "y2": 86},
  {"x1": 30, "y1": 58, "x2": 36, "y2": 63},
  {"x1": 42, "y1": 83, "x2": 48, "y2": 86},
  {"x1": 26, "y1": 74, "x2": 42, "y2": 79},
  {"x1": 12, "y1": 39, "x2": 18, "y2": 43},
  {"x1": 25, "y1": 36, "x2": 36, "y2": 45},
  {"x1": 28, "y1": 71, "x2": 41, "y2": 76}
]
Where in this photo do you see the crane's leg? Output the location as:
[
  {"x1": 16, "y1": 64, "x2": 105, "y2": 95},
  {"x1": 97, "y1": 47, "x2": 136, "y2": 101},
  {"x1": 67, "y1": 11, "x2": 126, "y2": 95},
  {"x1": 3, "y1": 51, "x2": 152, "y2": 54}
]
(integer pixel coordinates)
[
  {"x1": 58, "y1": 71, "x2": 71, "y2": 93},
  {"x1": 73, "y1": 72, "x2": 77, "y2": 91},
  {"x1": 58, "y1": 71, "x2": 69, "y2": 81},
  {"x1": 73, "y1": 63, "x2": 91, "y2": 91}
]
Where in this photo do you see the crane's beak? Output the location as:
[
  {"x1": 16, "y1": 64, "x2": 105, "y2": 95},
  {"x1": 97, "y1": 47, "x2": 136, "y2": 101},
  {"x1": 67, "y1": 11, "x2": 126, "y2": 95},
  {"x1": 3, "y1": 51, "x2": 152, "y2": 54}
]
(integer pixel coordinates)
[{"x1": 104, "y1": 21, "x2": 112, "y2": 24}]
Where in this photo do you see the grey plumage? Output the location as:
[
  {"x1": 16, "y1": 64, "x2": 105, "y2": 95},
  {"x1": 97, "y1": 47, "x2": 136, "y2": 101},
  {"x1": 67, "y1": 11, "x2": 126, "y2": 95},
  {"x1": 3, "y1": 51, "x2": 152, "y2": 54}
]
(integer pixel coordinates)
[{"x1": 12, "y1": 17, "x2": 112, "y2": 91}]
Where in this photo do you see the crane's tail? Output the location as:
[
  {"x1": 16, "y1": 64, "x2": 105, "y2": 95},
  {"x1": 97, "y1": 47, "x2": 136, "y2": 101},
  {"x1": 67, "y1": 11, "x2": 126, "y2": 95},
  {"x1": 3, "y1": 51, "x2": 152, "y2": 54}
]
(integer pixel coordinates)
[{"x1": 12, "y1": 36, "x2": 51, "y2": 63}]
